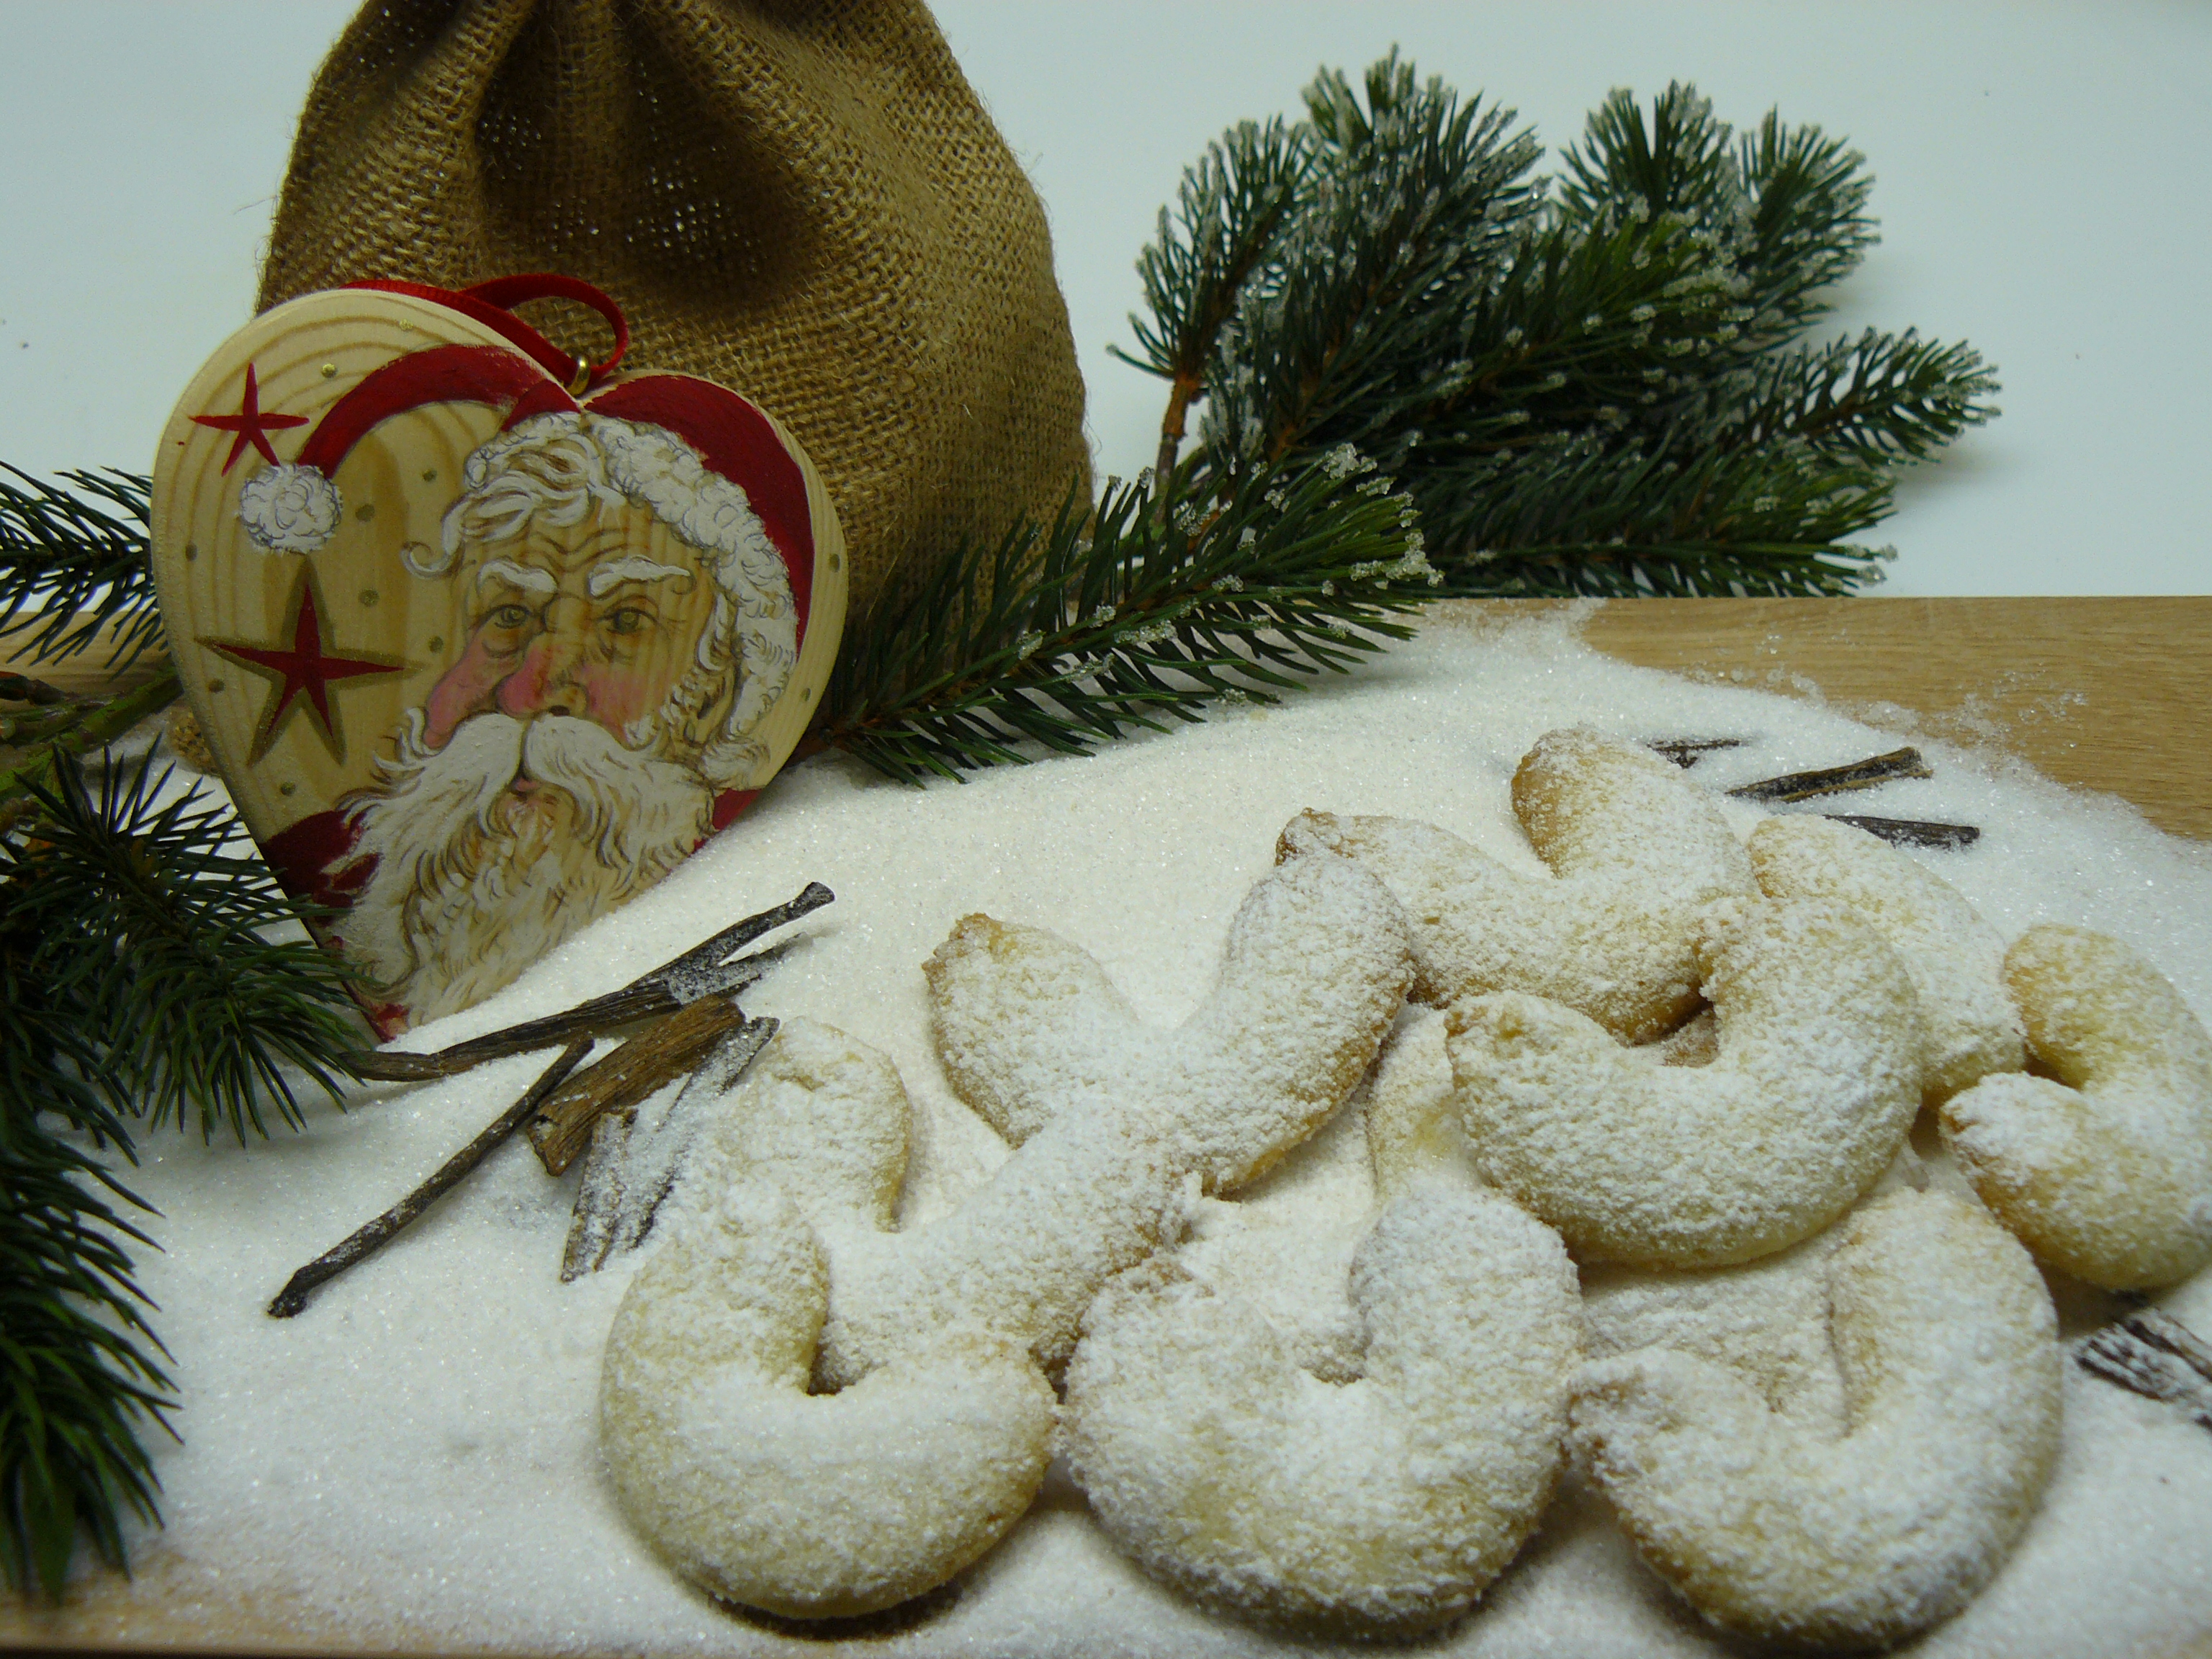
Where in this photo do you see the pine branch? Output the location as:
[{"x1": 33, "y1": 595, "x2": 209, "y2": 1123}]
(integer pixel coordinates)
[
  {"x1": 0, "y1": 1107, "x2": 176, "y2": 1601},
  {"x1": 0, "y1": 468, "x2": 163, "y2": 670},
  {"x1": 1201, "y1": 54, "x2": 1545, "y2": 472},
  {"x1": 0, "y1": 667, "x2": 184, "y2": 812},
  {"x1": 4, "y1": 879, "x2": 179, "y2": 1601},
  {"x1": 1107, "y1": 117, "x2": 1311, "y2": 483},
  {"x1": 818, "y1": 458, "x2": 1436, "y2": 785},
  {"x1": 3, "y1": 749, "x2": 367, "y2": 1143},
  {"x1": 1708, "y1": 328, "x2": 2000, "y2": 462},
  {"x1": 1418, "y1": 436, "x2": 1895, "y2": 598},
  {"x1": 0, "y1": 745, "x2": 370, "y2": 1593},
  {"x1": 0, "y1": 468, "x2": 181, "y2": 806},
  {"x1": 1128, "y1": 59, "x2": 1996, "y2": 598}
]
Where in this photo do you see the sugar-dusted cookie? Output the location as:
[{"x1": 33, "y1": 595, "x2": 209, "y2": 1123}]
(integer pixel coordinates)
[
  {"x1": 601, "y1": 855, "x2": 1411, "y2": 1618},
  {"x1": 601, "y1": 1174, "x2": 1054, "y2": 1620},
  {"x1": 1942, "y1": 924, "x2": 2212, "y2": 1289},
  {"x1": 1571, "y1": 1189, "x2": 2062, "y2": 1650},
  {"x1": 1750, "y1": 814, "x2": 2024, "y2": 1102},
  {"x1": 1279, "y1": 728, "x2": 1756, "y2": 1043},
  {"x1": 1064, "y1": 1182, "x2": 1580, "y2": 1636},
  {"x1": 927, "y1": 850, "x2": 1411, "y2": 1196},
  {"x1": 1448, "y1": 898, "x2": 1922, "y2": 1267}
]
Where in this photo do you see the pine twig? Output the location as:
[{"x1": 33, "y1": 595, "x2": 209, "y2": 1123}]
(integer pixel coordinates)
[
  {"x1": 4, "y1": 747, "x2": 365, "y2": 1142},
  {"x1": 1128, "y1": 60, "x2": 1995, "y2": 600},
  {"x1": 0, "y1": 467, "x2": 163, "y2": 670},
  {"x1": 818, "y1": 457, "x2": 1436, "y2": 785},
  {"x1": 0, "y1": 1109, "x2": 178, "y2": 1600},
  {"x1": 0, "y1": 669, "x2": 183, "y2": 806},
  {"x1": 266, "y1": 1038, "x2": 593, "y2": 1318}
]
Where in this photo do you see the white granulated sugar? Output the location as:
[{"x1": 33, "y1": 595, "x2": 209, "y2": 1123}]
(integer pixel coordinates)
[{"x1": 37, "y1": 608, "x2": 2212, "y2": 1658}]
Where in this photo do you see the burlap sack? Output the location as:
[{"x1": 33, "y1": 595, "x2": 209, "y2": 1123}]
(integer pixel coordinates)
[{"x1": 256, "y1": 0, "x2": 1090, "y2": 625}]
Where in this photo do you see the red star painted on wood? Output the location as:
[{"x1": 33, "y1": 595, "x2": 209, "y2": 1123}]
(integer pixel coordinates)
[
  {"x1": 201, "y1": 565, "x2": 403, "y2": 765},
  {"x1": 191, "y1": 364, "x2": 310, "y2": 473}
]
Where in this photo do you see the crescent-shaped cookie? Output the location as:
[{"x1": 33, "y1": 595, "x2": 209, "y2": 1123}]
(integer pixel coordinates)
[
  {"x1": 1064, "y1": 1183, "x2": 1580, "y2": 1636},
  {"x1": 1570, "y1": 1189, "x2": 2062, "y2": 1649},
  {"x1": 601, "y1": 855, "x2": 1411, "y2": 1618},
  {"x1": 1942, "y1": 924, "x2": 2212, "y2": 1289},
  {"x1": 1750, "y1": 814, "x2": 2023, "y2": 1103},
  {"x1": 1279, "y1": 728, "x2": 1755, "y2": 1043},
  {"x1": 1447, "y1": 898, "x2": 1921, "y2": 1267}
]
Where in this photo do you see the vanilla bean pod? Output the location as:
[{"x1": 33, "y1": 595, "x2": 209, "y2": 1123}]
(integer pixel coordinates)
[
  {"x1": 561, "y1": 1015, "x2": 778, "y2": 1281},
  {"x1": 1822, "y1": 813, "x2": 1981, "y2": 850},
  {"x1": 2116, "y1": 1307, "x2": 2212, "y2": 1384},
  {"x1": 346, "y1": 881, "x2": 832, "y2": 1082},
  {"x1": 1727, "y1": 746, "x2": 1931, "y2": 803},
  {"x1": 267, "y1": 1036, "x2": 593, "y2": 1318},
  {"x1": 1645, "y1": 737, "x2": 1745, "y2": 769},
  {"x1": 2077, "y1": 1310, "x2": 2212, "y2": 1432},
  {"x1": 527, "y1": 995, "x2": 754, "y2": 1175}
]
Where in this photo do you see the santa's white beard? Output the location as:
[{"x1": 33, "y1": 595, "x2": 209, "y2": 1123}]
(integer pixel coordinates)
[{"x1": 331, "y1": 711, "x2": 714, "y2": 1025}]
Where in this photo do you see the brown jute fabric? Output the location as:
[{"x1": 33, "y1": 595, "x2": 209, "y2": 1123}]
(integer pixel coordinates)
[{"x1": 256, "y1": 0, "x2": 1090, "y2": 624}]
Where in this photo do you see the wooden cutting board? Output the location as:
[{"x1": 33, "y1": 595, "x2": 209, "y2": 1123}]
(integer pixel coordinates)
[{"x1": 1550, "y1": 596, "x2": 2211, "y2": 840}]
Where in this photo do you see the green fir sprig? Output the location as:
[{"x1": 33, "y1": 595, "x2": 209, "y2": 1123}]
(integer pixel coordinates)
[
  {"x1": 9, "y1": 750, "x2": 364, "y2": 1143},
  {"x1": 1, "y1": 750, "x2": 366, "y2": 1597},
  {"x1": 0, "y1": 1108, "x2": 175, "y2": 1601},
  {"x1": 0, "y1": 469, "x2": 179, "y2": 808},
  {"x1": 1132, "y1": 58, "x2": 1997, "y2": 599},
  {"x1": 0, "y1": 468, "x2": 163, "y2": 670},
  {"x1": 819, "y1": 454, "x2": 1437, "y2": 783}
]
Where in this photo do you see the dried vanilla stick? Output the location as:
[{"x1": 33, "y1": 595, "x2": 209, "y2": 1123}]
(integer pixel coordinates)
[
  {"x1": 349, "y1": 882, "x2": 830, "y2": 1082},
  {"x1": 561, "y1": 1016, "x2": 778, "y2": 1281},
  {"x1": 526, "y1": 996, "x2": 752, "y2": 1175},
  {"x1": 2077, "y1": 1308, "x2": 2212, "y2": 1431},
  {"x1": 1645, "y1": 737, "x2": 1746, "y2": 769},
  {"x1": 1729, "y1": 747, "x2": 1931, "y2": 804},
  {"x1": 1823, "y1": 814, "x2": 1981, "y2": 850}
]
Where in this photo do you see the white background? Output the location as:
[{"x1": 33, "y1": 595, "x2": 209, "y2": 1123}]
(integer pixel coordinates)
[{"x1": 1, "y1": 1, "x2": 2205, "y2": 595}]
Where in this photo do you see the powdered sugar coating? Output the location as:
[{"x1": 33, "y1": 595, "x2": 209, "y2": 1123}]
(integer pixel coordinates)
[
  {"x1": 1064, "y1": 1183, "x2": 1581, "y2": 1635},
  {"x1": 1448, "y1": 897, "x2": 1923, "y2": 1267},
  {"x1": 1943, "y1": 924, "x2": 2212, "y2": 1289},
  {"x1": 1571, "y1": 1189, "x2": 2063, "y2": 1649},
  {"x1": 927, "y1": 850, "x2": 1413, "y2": 1197},
  {"x1": 600, "y1": 1179, "x2": 1054, "y2": 1620},
  {"x1": 1279, "y1": 729, "x2": 1755, "y2": 1043},
  {"x1": 1750, "y1": 814, "x2": 2025, "y2": 1103},
  {"x1": 602, "y1": 856, "x2": 1411, "y2": 1619}
]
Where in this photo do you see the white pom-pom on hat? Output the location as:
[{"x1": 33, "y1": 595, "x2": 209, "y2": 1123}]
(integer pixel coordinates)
[{"x1": 238, "y1": 462, "x2": 343, "y2": 553}]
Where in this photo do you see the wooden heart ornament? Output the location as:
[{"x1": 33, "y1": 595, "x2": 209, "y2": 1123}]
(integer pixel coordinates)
[{"x1": 150, "y1": 276, "x2": 845, "y2": 1038}]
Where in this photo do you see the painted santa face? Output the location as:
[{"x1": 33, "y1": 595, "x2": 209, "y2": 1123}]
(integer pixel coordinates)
[{"x1": 423, "y1": 502, "x2": 721, "y2": 754}]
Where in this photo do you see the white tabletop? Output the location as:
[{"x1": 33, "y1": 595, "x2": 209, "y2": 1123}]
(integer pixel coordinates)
[{"x1": 2, "y1": 0, "x2": 2204, "y2": 595}]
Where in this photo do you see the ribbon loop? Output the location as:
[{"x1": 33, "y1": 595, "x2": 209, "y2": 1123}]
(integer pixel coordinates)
[{"x1": 344, "y1": 274, "x2": 631, "y2": 392}]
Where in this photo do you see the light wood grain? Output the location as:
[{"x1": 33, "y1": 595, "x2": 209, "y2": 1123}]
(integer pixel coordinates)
[
  {"x1": 1445, "y1": 597, "x2": 2212, "y2": 840},
  {"x1": 0, "y1": 619, "x2": 167, "y2": 700}
]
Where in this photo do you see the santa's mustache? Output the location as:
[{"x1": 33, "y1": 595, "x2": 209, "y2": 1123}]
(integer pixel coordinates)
[
  {"x1": 370, "y1": 709, "x2": 706, "y2": 853},
  {"x1": 331, "y1": 709, "x2": 716, "y2": 1007}
]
